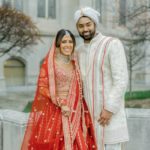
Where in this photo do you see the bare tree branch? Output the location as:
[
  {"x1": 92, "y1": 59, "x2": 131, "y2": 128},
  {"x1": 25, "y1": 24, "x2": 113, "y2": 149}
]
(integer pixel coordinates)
[
  {"x1": 0, "y1": 6, "x2": 40, "y2": 56},
  {"x1": 123, "y1": 5, "x2": 150, "y2": 92}
]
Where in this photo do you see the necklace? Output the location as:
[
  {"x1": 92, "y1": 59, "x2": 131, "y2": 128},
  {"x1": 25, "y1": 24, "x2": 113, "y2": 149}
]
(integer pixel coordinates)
[{"x1": 55, "y1": 53, "x2": 71, "y2": 65}]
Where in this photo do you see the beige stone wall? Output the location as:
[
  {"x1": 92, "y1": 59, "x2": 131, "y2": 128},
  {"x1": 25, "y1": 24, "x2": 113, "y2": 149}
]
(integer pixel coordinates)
[{"x1": 0, "y1": 0, "x2": 150, "y2": 93}]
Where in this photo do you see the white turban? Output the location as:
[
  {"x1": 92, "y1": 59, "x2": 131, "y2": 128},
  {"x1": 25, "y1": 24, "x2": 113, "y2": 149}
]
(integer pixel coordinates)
[{"x1": 74, "y1": 7, "x2": 100, "y2": 26}]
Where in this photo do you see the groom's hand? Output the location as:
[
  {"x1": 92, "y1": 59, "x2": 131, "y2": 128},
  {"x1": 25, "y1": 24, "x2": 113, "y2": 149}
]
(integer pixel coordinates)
[{"x1": 98, "y1": 109, "x2": 113, "y2": 127}]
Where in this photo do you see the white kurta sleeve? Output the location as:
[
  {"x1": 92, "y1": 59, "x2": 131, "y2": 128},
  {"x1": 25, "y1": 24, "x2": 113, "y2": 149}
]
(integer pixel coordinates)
[{"x1": 104, "y1": 39, "x2": 128, "y2": 114}]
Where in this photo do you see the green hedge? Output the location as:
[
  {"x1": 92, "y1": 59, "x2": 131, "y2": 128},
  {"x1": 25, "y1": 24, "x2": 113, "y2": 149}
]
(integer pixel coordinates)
[
  {"x1": 23, "y1": 90, "x2": 150, "y2": 112},
  {"x1": 125, "y1": 90, "x2": 150, "y2": 101},
  {"x1": 23, "y1": 101, "x2": 32, "y2": 113}
]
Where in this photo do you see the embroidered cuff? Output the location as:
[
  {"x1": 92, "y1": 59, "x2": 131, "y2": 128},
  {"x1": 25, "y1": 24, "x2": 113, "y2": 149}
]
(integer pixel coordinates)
[{"x1": 105, "y1": 104, "x2": 119, "y2": 114}]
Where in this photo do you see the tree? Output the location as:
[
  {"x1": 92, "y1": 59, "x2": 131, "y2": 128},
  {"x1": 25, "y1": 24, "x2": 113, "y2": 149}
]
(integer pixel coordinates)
[
  {"x1": 0, "y1": 6, "x2": 40, "y2": 57},
  {"x1": 124, "y1": 5, "x2": 150, "y2": 93}
]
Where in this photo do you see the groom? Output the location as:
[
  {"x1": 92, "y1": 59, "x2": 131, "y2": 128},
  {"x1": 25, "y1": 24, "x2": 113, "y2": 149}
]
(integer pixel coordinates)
[{"x1": 74, "y1": 7, "x2": 129, "y2": 150}]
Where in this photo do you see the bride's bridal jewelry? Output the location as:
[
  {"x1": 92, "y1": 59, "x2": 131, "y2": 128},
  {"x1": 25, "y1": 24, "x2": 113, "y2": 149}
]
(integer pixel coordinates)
[{"x1": 55, "y1": 53, "x2": 71, "y2": 64}]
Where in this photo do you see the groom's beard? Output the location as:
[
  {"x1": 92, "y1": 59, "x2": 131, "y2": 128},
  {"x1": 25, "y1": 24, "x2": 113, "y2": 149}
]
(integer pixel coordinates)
[{"x1": 79, "y1": 30, "x2": 95, "y2": 42}]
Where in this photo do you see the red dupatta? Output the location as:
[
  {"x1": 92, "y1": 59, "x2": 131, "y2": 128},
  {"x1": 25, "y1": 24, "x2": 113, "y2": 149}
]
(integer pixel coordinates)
[
  {"x1": 48, "y1": 41, "x2": 83, "y2": 149},
  {"x1": 21, "y1": 41, "x2": 97, "y2": 150}
]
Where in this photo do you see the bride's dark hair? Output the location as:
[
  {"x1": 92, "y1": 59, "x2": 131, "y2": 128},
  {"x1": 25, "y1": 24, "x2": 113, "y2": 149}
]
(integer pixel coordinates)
[{"x1": 55, "y1": 29, "x2": 76, "y2": 51}]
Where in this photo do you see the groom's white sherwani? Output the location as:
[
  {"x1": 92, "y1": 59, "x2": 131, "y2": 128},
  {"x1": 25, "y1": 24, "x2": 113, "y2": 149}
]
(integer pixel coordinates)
[{"x1": 77, "y1": 33, "x2": 129, "y2": 148}]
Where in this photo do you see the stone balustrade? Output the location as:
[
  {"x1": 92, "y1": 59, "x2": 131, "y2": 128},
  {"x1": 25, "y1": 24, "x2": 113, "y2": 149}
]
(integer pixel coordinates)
[
  {"x1": 0, "y1": 108, "x2": 150, "y2": 150},
  {"x1": 0, "y1": 110, "x2": 29, "y2": 150}
]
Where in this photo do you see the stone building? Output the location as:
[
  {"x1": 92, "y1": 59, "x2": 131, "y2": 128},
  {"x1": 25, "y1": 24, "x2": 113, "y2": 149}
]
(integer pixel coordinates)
[
  {"x1": 0, "y1": 0, "x2": 150, "y2": 95},
  {"x1": 0, "y1": 2, "x2": 150, "y2": 149}
]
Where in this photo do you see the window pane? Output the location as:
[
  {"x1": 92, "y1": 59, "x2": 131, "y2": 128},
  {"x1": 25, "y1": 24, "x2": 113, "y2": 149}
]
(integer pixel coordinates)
[
  {"x1": 3, "y1": 0, "x2": 23, "y2": 11},
  {"x1": 2, "y1": 0, "x2": 12, "y2": 7},
  {"x1": 48, "y1": 0, "x2": 56, "y2": 18},
  {"x1": 96, "y1": 0, "x2": 102, "y2": 22},
  {"x1": 38, "y1": 0, "x2": 46, "y2": 18},
  {"x1": 120, "y1": 0, "x2": 126, "y2": 24},
  {"x1": 4, "y1": 59, "x2": 25, "y2": 86},
  {"x1": 14, "y1": 0, "x2": 23, "y2": 11}
]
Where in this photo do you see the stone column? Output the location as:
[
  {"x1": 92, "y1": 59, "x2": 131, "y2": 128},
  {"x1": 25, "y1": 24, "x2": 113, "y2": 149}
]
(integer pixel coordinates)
[{"x1": 25, "y1": 49, "x2": 39, "y2": 87}]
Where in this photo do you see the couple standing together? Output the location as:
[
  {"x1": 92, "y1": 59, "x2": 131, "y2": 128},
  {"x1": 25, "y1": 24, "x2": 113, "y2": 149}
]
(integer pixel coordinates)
[{"x1": 21, "y1": 7, "x2": 129, "y2": 150}]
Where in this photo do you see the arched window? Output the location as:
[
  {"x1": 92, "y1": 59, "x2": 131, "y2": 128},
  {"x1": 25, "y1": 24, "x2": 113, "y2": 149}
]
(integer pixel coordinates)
[{"x1": 4, "y1": 58, "x2": 25, "y2": 87}]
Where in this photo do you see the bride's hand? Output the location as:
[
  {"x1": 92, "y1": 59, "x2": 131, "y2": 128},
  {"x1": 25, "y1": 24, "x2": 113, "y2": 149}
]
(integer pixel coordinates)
[{"x1": 61, "y1": 105, "x2": 71, "y2": 117}]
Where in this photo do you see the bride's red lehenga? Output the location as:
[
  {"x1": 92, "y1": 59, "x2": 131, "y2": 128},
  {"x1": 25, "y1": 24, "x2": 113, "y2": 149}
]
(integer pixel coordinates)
[{"x1": 21, "y1": 41, "x2": 97, "y2": 150}]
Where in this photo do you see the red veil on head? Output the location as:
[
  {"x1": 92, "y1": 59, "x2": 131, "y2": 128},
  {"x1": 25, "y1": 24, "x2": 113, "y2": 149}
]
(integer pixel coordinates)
[{"x1": 21, "y1": 40, "x2": 97, "y2": 150}]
